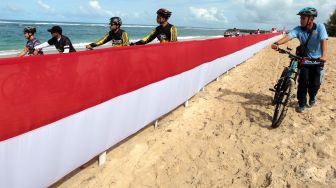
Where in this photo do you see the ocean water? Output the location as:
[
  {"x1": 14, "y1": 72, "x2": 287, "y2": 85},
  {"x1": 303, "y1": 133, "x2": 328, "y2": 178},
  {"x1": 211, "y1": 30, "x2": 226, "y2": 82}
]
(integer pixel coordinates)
[{"x1": 0, "y1": 19, "x2": 226, "y2": 57}]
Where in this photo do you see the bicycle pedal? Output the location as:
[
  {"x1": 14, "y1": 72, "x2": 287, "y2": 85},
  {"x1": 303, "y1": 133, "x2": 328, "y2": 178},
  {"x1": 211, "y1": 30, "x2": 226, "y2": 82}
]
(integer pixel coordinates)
[{"x1": 269, "y1": 88, "x2": 276, "y2": 92}]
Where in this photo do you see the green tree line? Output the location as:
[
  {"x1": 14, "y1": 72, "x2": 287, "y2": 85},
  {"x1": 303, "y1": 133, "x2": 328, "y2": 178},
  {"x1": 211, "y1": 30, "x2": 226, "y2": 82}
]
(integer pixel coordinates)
[{"x1": 325, "y1": 8, "x2": 336, "y2": 37}]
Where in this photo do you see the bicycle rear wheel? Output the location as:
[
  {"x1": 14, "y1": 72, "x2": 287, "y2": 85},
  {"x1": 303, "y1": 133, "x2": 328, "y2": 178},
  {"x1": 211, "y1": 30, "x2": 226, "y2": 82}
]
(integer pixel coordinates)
[{"x1": 272, "y1": 78, "x2": 294, "y2": 128}]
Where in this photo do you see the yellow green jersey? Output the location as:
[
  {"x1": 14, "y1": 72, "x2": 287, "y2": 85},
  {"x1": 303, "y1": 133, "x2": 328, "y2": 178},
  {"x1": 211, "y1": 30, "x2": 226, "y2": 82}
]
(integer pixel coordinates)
[
  {"x1": 90, "y1": 29, "x2": 129, "y2": 47},
  {"x1": 135, "y1": 23, "x2": 177, "y2": 45}
]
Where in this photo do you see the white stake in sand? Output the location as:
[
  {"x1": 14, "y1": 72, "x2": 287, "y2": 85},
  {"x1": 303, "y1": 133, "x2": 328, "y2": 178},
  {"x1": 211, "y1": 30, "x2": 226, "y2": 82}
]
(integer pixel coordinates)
[
  {"x1": 184, "y1": 100, "x2": 189, "y2": 107},
  {"x1": 98, "y1": 151, "x2": 107, "y2": 167}
]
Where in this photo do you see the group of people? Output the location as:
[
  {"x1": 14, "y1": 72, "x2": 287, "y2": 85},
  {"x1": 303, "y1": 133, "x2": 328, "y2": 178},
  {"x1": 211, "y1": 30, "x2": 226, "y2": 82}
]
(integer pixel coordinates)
[
  {"x1": 18, "y1": 6, "x2": 328, "y2": 114},
  {"x1": 223, "y1": 28, "x2": 240, "y2": 37},
  {"x1": 18, "y1": 8, "x2": 177, "y2": 57}
]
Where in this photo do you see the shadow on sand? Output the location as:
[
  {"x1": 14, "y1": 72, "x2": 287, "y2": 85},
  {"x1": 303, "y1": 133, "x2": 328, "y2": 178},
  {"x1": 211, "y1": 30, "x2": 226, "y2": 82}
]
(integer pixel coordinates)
[{"x1": 215, "y1": 88, "x2": 279, "y2": 129}]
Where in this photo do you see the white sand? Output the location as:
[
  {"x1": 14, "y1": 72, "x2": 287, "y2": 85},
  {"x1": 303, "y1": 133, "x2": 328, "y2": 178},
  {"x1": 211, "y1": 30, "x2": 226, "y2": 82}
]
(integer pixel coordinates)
[{"x1": 49, "y1": 38, "x2": 336, "y2": 187}]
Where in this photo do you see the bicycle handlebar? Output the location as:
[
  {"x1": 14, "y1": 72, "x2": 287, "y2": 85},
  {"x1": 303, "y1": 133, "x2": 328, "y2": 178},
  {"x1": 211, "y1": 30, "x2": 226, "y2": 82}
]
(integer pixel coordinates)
[
  {"x1": 276, "y1": 47, "x2": 323, "y2": 65},
  {"x1": 277, "y1": 48, "x2": 301, "y2": 60}
]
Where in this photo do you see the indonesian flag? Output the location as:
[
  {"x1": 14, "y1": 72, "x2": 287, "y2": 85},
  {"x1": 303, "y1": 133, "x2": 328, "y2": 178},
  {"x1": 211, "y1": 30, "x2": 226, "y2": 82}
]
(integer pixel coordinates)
[{"x1": 0, "y1": 33, "x2": 281, "y2": 188}]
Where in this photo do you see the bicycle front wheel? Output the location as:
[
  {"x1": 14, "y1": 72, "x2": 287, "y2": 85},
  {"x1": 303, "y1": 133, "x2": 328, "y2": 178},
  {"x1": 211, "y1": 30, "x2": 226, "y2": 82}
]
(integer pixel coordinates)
[
  {"x1": 272, "y1": 67, "x2": 289, "y2": 105},
  {"x1": 272, "y1": 78, "x2": 294, "y2": 128}
]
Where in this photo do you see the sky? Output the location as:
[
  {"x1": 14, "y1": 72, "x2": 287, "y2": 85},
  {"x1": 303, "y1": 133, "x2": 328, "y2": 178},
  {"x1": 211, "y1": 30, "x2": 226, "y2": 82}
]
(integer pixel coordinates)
[{"x1": 1, "y1": 0, "x2": 336, "y2": 30}]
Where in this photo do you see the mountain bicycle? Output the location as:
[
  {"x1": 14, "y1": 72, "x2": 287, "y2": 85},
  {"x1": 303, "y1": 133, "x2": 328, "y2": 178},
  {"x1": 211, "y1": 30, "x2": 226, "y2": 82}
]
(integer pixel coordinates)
[{"x1": 269, "y1": 47, "x2": 322, "y2": 128}]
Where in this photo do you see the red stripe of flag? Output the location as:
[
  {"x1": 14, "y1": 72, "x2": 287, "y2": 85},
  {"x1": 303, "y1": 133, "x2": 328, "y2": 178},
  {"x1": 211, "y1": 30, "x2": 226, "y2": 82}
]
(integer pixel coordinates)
[{"x1": 0, "y1": 34, "x2": 278, "y2": 141}]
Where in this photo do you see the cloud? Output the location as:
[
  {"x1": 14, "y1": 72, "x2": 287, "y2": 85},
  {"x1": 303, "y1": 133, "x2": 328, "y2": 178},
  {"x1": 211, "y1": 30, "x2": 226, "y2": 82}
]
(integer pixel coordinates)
[
  {"x1": 89, "y1": 0, "x2": 100, "y2": 10},
  {"x1": 306, "y1": 0, "x2": 336, "y2": 22},
  {"x1": 89, "y1": 0, "x2": 113, "y2": 17},
  {"x1": 235, "y1": 0, "x2": 336, "y2": 27},
  {"x1": 189, "y1": 7, "x2": 228, "y2": 23},
  {"x1": 37, "y1": 0, "x2": 52, "y2": 11},
  {"x1": 236, "y1": 0, "x2": 293, "y2": 23},
  {"x1": 6, "y1": 4, "x2": 21, "y2": 12}
]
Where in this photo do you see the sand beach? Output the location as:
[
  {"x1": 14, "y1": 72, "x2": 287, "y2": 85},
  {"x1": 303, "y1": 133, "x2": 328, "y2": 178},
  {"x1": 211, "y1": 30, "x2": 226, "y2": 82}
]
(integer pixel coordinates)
[{"x1": 48, "y1": 38, "x2": 336, "y2": 187}]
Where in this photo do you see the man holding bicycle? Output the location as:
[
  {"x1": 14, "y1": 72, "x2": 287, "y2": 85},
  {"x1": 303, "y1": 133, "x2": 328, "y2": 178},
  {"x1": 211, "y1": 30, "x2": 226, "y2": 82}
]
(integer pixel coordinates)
[{"x1": 271, "y1": 7, "x2": 328, "y2": 113}]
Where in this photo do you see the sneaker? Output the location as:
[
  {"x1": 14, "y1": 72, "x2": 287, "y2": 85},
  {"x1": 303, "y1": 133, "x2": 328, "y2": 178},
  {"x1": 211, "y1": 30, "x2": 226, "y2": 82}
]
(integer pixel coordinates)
[
  {"x1": 309, "y1": 100, "x2": 316, "y2": 107},
  {"x1": 296, "y1": 105, "x2": 305, "y2": 113},
  {"x1": 309, "y1": 97, "x2": 316, "y2": 107}
]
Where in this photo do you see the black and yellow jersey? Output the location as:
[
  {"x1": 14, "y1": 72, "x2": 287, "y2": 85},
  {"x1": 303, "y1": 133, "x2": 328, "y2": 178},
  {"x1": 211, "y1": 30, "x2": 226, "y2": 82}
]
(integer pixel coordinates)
[
  {"x1": 135, "y1": 23, "x2": 177, "y2": 45},
  {"x1": 90, "y1": 29, "x2": 129, "y2": 47}
]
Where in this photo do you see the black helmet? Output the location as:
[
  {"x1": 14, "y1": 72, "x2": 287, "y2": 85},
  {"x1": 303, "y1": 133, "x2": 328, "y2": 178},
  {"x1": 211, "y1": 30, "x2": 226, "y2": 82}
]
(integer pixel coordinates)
[
  {"x1": 157, "y1": 8, "x2": 172, "y2": 19},
  {"x1": 48, "y1": 25, "x2": 63, "y2": 34},
  {"x1": 110, "y1": 17, "x2": 122, "y2": 26},
  {"x1": 23, "y1": 26, "x2": 36, "y2": 34},
  {"x1": 297, "y1": 7, "x2": 318, "y2": 17}
]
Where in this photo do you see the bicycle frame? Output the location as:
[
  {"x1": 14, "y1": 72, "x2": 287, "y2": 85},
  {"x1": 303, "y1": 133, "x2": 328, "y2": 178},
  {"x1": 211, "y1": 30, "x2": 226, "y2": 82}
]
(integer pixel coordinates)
[
  {"x1": 286, "y1": 59, "x2": 298, "y2": 81},
  {"x1": 270, "y1": 48, "x2": 301, "y2": 128}
]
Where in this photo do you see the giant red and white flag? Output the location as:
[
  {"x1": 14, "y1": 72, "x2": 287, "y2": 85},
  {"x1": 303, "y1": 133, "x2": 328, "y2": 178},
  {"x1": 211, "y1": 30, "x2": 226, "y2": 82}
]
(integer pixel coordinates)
[{"x1": 0, "y1": 33, "x2": 281, "y2": 187}]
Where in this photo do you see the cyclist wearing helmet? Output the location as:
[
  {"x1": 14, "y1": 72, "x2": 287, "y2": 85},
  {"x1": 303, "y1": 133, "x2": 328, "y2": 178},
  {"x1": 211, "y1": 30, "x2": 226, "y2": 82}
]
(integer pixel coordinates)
[
  {"x1": 86, "y1": 17, "x2": 129, "y2": 49},
  {"x1": 35, "y1": 25, "x2": 76, "y2": 53},
  {"x1": 18, "y1": 26, "x2": 43, "y2": 57},
  {"x1": 271, "y1": 7, "x2": 328, "y2": 113},
  {"x1": 132, "y1": 8, "x2": 177, "y2": 45}
]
